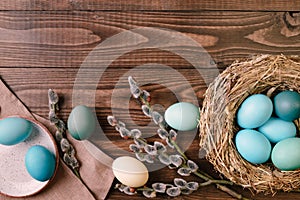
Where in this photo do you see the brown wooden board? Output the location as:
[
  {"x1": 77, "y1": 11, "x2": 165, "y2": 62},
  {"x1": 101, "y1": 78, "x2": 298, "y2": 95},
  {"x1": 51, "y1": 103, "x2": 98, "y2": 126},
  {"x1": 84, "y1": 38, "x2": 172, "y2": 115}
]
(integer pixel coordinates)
[
  {"x1": 0, "y1": 11, "x2": 299, "y2": 68},
  {"x1": 0, "y1": 5, "x2": 300, "y2": 200},
  {"x1": 0, "y1": 0, "x2": 299, "y2": 11}
]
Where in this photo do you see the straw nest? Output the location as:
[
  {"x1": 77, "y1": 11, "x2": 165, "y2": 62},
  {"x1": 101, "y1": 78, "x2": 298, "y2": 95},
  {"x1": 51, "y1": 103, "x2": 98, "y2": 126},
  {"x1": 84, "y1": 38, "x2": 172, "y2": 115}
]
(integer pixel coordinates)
[{"x1": 199, "y1": 54, "x2": 300, "y2": 194}]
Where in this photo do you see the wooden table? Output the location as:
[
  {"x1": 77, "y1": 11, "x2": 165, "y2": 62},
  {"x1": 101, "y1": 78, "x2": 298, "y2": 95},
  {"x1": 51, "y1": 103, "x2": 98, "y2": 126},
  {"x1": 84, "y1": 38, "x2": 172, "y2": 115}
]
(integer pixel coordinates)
[{"x1": 1, "y1": 1, "x2": 300, "y2": 199}]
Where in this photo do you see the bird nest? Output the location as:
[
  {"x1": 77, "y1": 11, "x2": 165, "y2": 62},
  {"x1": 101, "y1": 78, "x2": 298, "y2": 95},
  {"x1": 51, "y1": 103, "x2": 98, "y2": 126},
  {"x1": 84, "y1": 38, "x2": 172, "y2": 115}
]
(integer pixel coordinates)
[{"x1": 199, "y1": 54, "x2": 300, "y2": 194}]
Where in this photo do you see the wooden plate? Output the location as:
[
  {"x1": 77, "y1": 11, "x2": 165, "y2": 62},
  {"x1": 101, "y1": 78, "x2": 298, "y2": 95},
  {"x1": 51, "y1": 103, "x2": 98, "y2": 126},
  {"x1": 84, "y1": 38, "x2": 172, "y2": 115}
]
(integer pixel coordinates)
[{"x1": 0, "y1": 116, "x2": 59, "y2": 197}]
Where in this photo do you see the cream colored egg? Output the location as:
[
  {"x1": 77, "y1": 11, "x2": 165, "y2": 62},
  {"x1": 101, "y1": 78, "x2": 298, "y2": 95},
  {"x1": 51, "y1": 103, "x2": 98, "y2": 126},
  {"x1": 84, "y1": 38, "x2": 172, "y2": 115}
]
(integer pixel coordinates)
[{"x1": 112, "y1": 156, "x2": 149, "y2": 187}]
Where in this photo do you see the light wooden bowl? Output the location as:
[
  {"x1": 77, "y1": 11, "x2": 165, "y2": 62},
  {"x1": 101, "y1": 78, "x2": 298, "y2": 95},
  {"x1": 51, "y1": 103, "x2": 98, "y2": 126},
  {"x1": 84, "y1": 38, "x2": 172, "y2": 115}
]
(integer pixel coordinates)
[{"x1": 0, "y1": 116, "x2": 59, "y2": 197}]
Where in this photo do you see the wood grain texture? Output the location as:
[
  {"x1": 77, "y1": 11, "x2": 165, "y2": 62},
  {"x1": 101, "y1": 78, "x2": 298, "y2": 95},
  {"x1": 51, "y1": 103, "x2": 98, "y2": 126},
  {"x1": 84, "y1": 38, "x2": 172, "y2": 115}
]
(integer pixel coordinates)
[
  {"x1": 0, "y1": 9, "x2": 300, "y2": 200},
  {"x1": 0, "y1": 0, "x2": 300, "y2": 11},
  {"x1": 0, "y1": 11, "x2": 299, "y2": 68}
]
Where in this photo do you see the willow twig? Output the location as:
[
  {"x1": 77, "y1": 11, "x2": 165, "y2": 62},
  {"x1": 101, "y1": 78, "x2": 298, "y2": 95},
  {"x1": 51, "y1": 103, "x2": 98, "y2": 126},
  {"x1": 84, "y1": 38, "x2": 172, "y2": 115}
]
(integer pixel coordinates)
[{"x1": 48, "y1": 89, "x2": 81, "y2": 178}]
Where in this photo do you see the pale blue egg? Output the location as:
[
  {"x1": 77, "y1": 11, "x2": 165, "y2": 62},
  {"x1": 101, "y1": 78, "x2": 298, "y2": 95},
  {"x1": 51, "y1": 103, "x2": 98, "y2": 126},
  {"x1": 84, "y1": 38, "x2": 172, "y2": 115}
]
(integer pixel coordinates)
[
  {"x1": 235, "y1": 129, "x2": 271, "y2": 164},
  {"x1": 25, "y1": 145, "x2": 56, "y2": 181},
  {"x1": 67, "y1": 105, "x2": 96, "y2": 140},
  {"x1": 237, "y1": 94, "x2": 273, "y2": 128},
  {"x1": 258, "y1": 117, "x2": 296, "y2": 143},
  {"x1": 0, "y1": 117, "x2": 32, "y2": 145},
  {"x1": 271, "y1": 138, "x2": 300, "y2": 171},
  {"x1": 274, "y1": 90, "x2": 300, "y2": 121},
  {"x1": 164, "y1": 102, "x2": 200, "y2": 131}
]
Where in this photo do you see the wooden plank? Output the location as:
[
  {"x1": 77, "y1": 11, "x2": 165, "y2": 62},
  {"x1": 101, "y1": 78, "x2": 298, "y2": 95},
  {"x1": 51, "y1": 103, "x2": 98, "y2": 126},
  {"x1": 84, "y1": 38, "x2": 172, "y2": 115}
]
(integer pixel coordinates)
[
  {"x1": 0, "y1": 10, "x2": 300, "y2": 200},
  {"x1": 0, "y1": 11, "x2": 299, "y2": 68},
  {"x1": 0, "y1": 0, "x2": 300, "y2": 11}
]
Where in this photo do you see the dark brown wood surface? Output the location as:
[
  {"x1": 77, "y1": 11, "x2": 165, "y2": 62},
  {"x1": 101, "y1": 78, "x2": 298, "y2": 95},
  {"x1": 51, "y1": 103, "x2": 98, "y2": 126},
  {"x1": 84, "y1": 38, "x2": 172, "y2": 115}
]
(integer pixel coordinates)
[
  {"x1": 0, "y1": 0, "x2": 299, "y2": 11},
  {"x1": 0, "y1": 1, "x2": 300, "y2": 200}
]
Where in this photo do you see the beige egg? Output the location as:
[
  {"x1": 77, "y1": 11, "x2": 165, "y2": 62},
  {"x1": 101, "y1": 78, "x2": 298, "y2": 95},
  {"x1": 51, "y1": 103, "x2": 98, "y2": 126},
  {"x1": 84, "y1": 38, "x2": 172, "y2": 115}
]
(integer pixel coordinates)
[{"x1": 112, "y1": 156, "x2": 149, "y2": 188}]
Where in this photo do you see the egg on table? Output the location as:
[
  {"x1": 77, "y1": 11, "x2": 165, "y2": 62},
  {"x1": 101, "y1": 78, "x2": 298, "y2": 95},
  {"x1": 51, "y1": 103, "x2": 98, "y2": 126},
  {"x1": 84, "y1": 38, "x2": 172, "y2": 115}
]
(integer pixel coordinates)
[
  {"x1": 274, "y1": 90, "x2": 300, "y2": 121},
  {"x1": 0, "y1": 117, "x2": 32, "y2": 146},
  {"x1": 164, "y1": 102, "x2": 200, "y2": 131},
  {"x1": 258, "y1": 117, "x2": 296, "y2": 143},
  {"x1": 67, "y1": 105, "x2": 96, "y2": 140},
  {"x1": 271, "y1": 137, "x2": 300, "y2": 171},
  {"x1": 235, "y1": 129, "x2": 271, "y2": 164},
  {"x1": 25, "y1": 145, "x2": 56, "y2": 182},
  {"x1": 237, "y1": 94, "x2": 273, "y2": 129},
  {"x1": 112, "y1": 156, "x2": 149, "y2": 188}
]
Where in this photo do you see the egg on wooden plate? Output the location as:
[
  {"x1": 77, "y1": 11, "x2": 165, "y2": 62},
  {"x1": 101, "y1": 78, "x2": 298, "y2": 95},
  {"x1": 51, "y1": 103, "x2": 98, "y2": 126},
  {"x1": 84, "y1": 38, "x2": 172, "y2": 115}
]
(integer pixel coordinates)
[
  {"x1": 0, "y1": 117, "x2": 33, "y2": 146},
  {"x1": 25, "y1": 145, "x2": 56, "y2": 182}
]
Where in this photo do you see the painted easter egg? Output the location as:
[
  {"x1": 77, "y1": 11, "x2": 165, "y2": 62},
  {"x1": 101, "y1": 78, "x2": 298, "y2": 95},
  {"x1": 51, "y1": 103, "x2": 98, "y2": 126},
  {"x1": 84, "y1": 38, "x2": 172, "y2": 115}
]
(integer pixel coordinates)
[
  {"x1": 112, "y1": 156, "x2": 149, "y2": 188},
  {"x1": 0, "y1": 117, "x2": 32, "y2": 146},
  {"x1": 164, "y1": 102, "x2": 199, "y2": 131},
  {"x1": 67, "y1": 105, "x2": 96, "y2": 140},
  {"x1": 25, "y1": 145, "x2": 56, "y2": 182}
]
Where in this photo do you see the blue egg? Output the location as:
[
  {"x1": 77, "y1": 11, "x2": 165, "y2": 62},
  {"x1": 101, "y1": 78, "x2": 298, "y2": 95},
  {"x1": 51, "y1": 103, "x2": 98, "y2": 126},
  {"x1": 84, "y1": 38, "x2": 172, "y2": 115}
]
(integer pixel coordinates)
[
  {"x1": 274, "y1": 90, "x2": 300, "y2": 121},
  {"x1": 0, "y1": 117, "x2": 32, "y2": 145},
  {"x1": 235, "y1": 129, "x2": 271, "y2": 164},
  {"x1": 67, "y1": 105, "x2": 96, "y2": 140},
  {"x1": 164, "y1": 102, "x2": 200, "y2": 131},
  {"x1": 237, "y1": 94, "x2": 273, "y2": 128},
  {"x1": 258, "y1": 117, "x2": 296, "y2": 143},
  {"x1": 25, "y1": 145, "x2": 56, "y2": 182},
  {"x1": 272, "y1": 138, "x2": 300, "y2": 171}
]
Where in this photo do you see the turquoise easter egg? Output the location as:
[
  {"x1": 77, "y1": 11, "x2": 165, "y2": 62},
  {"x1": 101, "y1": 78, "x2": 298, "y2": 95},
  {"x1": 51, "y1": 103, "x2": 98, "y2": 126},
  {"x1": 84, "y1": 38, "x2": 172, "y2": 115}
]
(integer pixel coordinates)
[
  {"x1": 271, "y1": 138, "x2": 300, "y2": 171},
  {"x1": 258, "y1": 117, "x2": 296, "y2": 143},
  {"x1": 0, "y1": 117, "x2": 32, "y2": 146},
  {"x1": 164, "y1": 102, "x2": 200, "y2": 131},
  {"x1": 237, "y1": 94, "x2": 273, "y2": 128},
  {"x1": 25, "y1": 145, "x2": 56, "y2": 181},
  {"x1": 274, "y1": 90, "x2": 300, "y2": 121},
  {"x1": 67, "y1": 105, "x2": 96, "y2": 140},
  {"x1": 235, "y1": 129, "x2": 271, "y2": 164}
]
